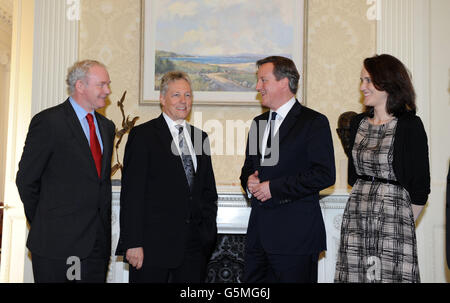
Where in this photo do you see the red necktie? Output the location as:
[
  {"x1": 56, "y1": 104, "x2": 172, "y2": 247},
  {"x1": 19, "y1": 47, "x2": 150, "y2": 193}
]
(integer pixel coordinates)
[{"x1": 86, "y1": 113, "x2": 102, "y2": 178}]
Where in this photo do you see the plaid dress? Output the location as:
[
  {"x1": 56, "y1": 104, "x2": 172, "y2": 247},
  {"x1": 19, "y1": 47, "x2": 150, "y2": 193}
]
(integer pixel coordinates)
[{"x1": 334, "y1": 117, "x2": 420, "y2": 283}]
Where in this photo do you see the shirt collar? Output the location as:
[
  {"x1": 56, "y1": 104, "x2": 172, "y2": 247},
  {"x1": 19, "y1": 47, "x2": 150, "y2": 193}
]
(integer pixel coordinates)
[
  {"x1": 271, "y1": 97, "x2": 297, "y2": 121},
  {"x1": 162, "y1": 112, "x2": 187, "y2": 132},
  {"x1": 69, "y1": 96, "x2": 96, "y2": 121}
]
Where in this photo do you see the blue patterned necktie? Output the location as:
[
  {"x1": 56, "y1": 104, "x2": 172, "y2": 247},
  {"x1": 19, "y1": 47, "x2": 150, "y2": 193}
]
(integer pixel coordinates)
[{"x1": 175, "y1": 125, "x2": 195, "y2": 190}]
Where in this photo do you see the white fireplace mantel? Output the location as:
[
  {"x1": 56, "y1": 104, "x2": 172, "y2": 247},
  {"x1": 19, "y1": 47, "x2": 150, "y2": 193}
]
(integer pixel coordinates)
[{"x1": 108, "y1": 187, "x2": 348, "y2": 283}]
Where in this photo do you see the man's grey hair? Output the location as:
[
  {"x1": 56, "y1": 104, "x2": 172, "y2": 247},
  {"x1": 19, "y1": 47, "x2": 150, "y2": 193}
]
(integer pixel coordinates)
[
  {"x1": 66, "y1": 60, "x2": 106, "y2": 95},
  {"x1": 159, "y1": 71, "x2": 192, "y2": 96}
]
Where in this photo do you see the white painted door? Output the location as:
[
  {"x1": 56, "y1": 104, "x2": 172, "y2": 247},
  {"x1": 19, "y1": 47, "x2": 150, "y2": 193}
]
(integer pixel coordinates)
[{"x1": 0, "y1": 0, "x2": 35, "y2": 283}]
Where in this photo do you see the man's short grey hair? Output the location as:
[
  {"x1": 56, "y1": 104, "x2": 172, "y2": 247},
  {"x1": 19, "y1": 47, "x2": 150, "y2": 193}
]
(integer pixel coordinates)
[
  {"x1": 66, "y1": 60, "x2": 106, "y2": 95},
  {"x1": 159, "y1": 71, "x2": 192, "y2": 96}
]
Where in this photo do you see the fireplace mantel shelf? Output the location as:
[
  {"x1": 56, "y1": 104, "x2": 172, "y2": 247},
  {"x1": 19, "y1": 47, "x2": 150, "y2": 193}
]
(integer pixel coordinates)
[{"x1": 109, "y1": 186, "x2": 348, "y2": 283}]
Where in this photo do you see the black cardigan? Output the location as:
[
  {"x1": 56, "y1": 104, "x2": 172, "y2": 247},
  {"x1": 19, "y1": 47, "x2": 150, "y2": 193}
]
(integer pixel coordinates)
[{"x1": 347, "y1": 112, "x2": 430, "y2": 205}]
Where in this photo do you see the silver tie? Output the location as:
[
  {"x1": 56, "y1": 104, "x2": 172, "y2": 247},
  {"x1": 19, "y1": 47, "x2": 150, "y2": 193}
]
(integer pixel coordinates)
[{"x1": 175, "y1": 125, "x2": 195, "y2": 190}]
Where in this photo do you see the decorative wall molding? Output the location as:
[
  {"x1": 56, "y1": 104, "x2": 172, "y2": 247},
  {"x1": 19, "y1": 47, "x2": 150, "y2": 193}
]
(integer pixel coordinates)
[
  {"x1": 377, "y1": 0, "x2": 414, "y2": 68},
  {"x1": 376, "y1": 0, "x2": 430, "y2": 130},
  {"x1": 0, "y1": 0, "x2": 35, "y2": 282},
  {"x1": 31, "y1": 0, "x2": 79, "y2": 116},
  {"x1": 376, "y1": 0, "x2": 450, "y2": 283}
]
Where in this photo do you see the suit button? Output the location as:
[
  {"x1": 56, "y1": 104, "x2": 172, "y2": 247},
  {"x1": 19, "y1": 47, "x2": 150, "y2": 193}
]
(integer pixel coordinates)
[{"x1": 185, "y1": 219, "x2": 191, "y2": 224}]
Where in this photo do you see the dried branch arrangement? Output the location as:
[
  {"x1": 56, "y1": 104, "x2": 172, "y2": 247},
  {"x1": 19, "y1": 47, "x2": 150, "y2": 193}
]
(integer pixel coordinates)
[{"x1": 111, "y1": 91, "x2": 139, "y2": 176}]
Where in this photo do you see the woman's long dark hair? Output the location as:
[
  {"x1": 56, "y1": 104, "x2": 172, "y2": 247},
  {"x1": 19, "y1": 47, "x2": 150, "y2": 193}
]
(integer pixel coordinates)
[{"x1": 363, "y1": 54, "x2": 416, "y2": 117}]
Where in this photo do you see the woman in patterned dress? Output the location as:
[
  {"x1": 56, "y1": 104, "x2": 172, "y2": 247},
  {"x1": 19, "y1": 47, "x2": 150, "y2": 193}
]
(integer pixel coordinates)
[{"x1": 334, "y1": 54, "x2": 430, "y2": 283}]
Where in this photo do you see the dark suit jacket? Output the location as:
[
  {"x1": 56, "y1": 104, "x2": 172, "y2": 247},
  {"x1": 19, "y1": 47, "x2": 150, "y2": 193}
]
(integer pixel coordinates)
[
  {"x1": 240, "y1": 101, "x2": 335, "y2": 255},
  {"x1": 16, "y1": 99, "x2": 115, "y2": 260},
  {"x1": 115, "y1": 114, "x2": 218, "y2": 268}
]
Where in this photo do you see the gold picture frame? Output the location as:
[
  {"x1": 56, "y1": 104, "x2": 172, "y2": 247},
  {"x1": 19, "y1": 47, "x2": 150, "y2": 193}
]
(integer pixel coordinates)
[{"x1": 139, "y1": 0, "x2": 307, "y2": 106}]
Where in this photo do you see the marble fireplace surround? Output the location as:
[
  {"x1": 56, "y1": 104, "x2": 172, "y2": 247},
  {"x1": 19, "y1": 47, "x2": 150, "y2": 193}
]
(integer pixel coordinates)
[{"x1": 108, "y1": 186, "x2": 348, "y2": 283}]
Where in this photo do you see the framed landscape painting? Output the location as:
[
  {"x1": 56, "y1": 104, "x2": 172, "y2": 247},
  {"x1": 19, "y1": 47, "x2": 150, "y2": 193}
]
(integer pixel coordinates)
[{"x1": 140, "y1": 0, "x2": 305, "y2": 105}]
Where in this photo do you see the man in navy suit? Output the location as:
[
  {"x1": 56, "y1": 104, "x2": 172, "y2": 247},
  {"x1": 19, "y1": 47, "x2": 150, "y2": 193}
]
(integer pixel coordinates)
[
  {"x1": 16, "y1": 60, "x2": 116, "y2": 282},
  {"x1": 116, "y1": 71, "x2": 218, "y2": 283},
  {"x1": 240, "y1": 56, "x2": 335, "y2": 283}
]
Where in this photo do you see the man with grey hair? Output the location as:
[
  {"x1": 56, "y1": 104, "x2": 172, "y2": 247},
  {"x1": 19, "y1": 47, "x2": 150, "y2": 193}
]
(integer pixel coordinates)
[
  {"x1": 116, "y1": 71, "x2": 218, "y2": 283},
  {"x1": 16, "y1": 59, "x2": 116, "y2": 282}
]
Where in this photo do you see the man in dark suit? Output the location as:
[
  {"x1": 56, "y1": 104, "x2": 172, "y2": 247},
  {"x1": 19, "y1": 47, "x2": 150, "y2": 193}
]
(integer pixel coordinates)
[
  {"x1": 240, "y1": 56, "x2": 335, "y2": 283},
  {"x1": 116, "y1": 71, "x2": 218, "y2": 283},
  {"x1": 16, "y1": 60, "x2": 116, "y2": 283}
]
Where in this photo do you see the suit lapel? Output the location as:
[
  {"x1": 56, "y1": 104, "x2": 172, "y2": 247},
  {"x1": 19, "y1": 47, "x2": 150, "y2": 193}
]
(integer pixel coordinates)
[
  {"x1": 155, "y1": 115, "x2": 202, "y2": 192},
  {"x1": 154, "y1": 114, "x2": 177, "y2": 152},
  {"x1": 258, "y1": 101, "x2": 302, "y2": 178},
  {"x1": 277, "y1": 100, "x2": 302, "y2": 144},
  {"x1": 154, "y1": 114, "x2": 191, "y2": 184},
  {"x1": 257, "y1": 112, "x2": 270, "y2": 157},
  {"x1": 63, "y1": 99, "x2": 104, "y2": 179},
  {"x1": 187, "y1": 124, "x2": 203, "y2": 174},
  {"x1": 63, "y1": 99, "x2": 94, "y2": 163}
]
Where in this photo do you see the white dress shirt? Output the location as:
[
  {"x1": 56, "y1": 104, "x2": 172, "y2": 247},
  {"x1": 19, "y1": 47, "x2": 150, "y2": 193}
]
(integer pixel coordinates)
[
  {"x1": 163, "y1": 112, "x2": 197, "y2": 171},
  {"x1": 260, "y1": 97, "x2": 297, "y2": 161},
  {"x1": 246, "y1": 97, "x2": 297, "y2": 198},
  {"x1": 69, "y1": 96, "x2": 104, "y2": 153}
]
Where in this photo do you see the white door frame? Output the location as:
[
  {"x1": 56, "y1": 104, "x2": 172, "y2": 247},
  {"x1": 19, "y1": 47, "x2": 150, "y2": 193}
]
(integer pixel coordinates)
[
  {"x1": 0, "y1": 0, "x2": 35, "y2": 283},
  {"x1": 0, "y1": 0, "x2": 79, "y2": 282}
]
